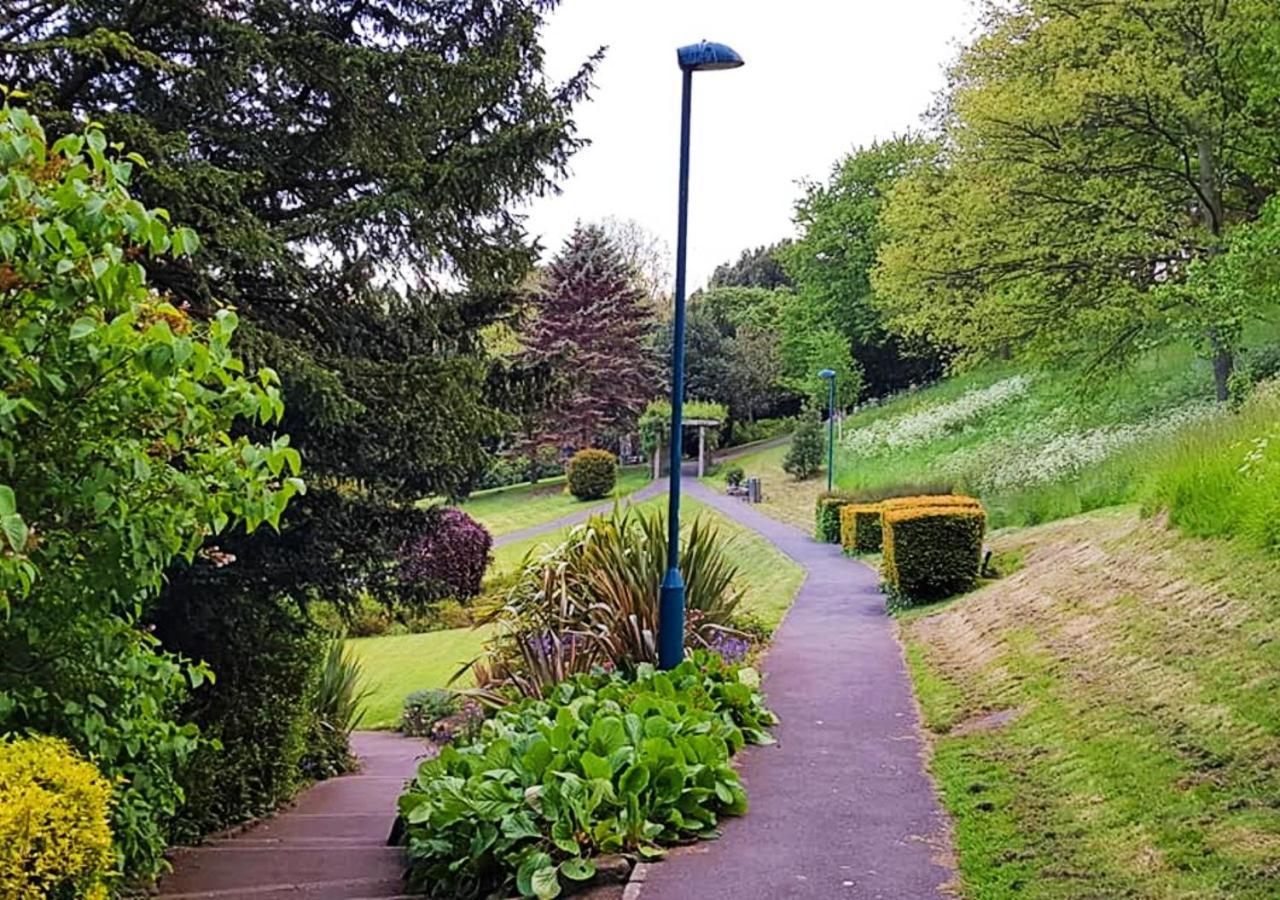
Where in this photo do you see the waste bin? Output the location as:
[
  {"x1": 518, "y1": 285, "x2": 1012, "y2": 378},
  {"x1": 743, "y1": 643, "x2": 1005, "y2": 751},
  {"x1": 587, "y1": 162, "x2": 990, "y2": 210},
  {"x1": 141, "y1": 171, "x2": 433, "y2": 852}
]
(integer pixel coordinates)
[{"x1": 746, "y1": 476, "x2": 762, "y2": 503}]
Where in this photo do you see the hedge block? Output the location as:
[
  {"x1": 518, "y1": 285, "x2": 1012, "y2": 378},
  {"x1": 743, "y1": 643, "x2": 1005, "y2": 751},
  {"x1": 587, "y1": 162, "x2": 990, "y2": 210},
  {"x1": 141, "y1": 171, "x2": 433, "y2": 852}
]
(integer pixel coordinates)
[
  {"x1": 879, "y1": 494, "x2": 983, "y2": 514},
  {"x1": 814, "y1": 492, "x2": 859, "y2": 542},
  {"x1": 566, "y1": 448, "x2": 618, "y2": 500},
  {"x1": 882, "y1": 503, "x2": 986, "y2": 604},
  {"x1": 840, "y1": 503, "x2": 883, "y2": 554}
]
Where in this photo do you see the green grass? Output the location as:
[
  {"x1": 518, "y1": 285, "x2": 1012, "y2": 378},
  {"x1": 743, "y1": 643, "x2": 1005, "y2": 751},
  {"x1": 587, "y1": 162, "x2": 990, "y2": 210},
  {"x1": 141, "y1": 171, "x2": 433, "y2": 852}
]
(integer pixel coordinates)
[
  {"x1": 351, "y1": 491, "x2": 805, "y2": 729},
  {"x1": 452, "y1": 466, "x2": 651, "y2": 537},
  {"x1": 346, "y1": 627, "x2": 492, "y2": 729},
  {"x1": 701, "y1": 441, "x2": 821, "y2": 534},
  {"x1": 900, "y1": 508, "x2": 1280, "y2": 898}
]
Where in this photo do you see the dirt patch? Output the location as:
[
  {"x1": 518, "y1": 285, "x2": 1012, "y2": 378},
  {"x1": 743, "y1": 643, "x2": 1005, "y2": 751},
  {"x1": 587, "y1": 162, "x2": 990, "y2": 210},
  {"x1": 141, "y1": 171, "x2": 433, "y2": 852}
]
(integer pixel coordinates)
[{"x1": 947, "y1": 706, "x2": 1023, "y2": 737}]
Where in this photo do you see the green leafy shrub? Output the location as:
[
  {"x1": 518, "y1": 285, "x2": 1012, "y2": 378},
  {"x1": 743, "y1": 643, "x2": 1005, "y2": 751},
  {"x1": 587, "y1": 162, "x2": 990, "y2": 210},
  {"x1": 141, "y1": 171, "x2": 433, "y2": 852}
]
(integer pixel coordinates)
[
  {"x1": 151, "y1": 591, "x2": 324, "y2": 843},
  {"x1": 840, "y1": 504, "x2": 883, "y2": 554},
  {"x1": 401, "y1": 689, "x2": 460, "y2": 738},
  {"x1": 782, "y1": 418, "x2": 825, "y2": 480},
  {"x1": 566, "y1": 449, "x2": 619, "y2": 500},
  {"x1": 398, "y1": 652, "x2": 774, "y2": 900},
  {"x1": 0, "y1": 736, "x2": 115, "y2": 900},
  {"x1": 0, "y1": 105, "x2": 300, "y2": 879},
  {"x1": 724, "y1": 466, "x2": 745, "y2": 487},
  {"x1": 302, "y1": 641, "x2": 371, "y2": 780},
  {"x1": 472, "y1": 507, "x2": 744, "y2": 701},
  {"x1": 882, "y1": 503, "x2": 986, "y2": 605},
  {"x1": 1227, "y1": 345, "x2": 1280, "y2": 410}
]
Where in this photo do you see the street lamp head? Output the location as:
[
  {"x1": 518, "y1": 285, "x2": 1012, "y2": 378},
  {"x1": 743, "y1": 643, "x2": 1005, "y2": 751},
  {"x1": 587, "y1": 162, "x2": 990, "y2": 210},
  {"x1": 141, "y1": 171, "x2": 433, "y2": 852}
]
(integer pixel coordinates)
[
  {"x1": 677, "y1": 41, "x2": 745, "y2": 72},
  {"x1": 818, "y1": 368, "x2": 837, "y2": 380}
]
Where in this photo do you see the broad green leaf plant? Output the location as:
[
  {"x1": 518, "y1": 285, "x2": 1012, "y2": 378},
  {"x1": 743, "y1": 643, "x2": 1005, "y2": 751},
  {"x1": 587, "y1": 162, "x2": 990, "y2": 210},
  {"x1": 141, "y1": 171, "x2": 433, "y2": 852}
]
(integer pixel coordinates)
[{"x1": 0, "y1": 102, "x2": 301, "y2": 879}]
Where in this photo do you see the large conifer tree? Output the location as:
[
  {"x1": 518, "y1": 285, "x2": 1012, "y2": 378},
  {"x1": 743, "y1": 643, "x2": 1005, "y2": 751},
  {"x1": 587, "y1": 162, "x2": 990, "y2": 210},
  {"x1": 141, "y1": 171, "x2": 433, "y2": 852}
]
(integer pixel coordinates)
[
  {"x1": 526, "y1": 224, "x2": 657, "y2": 449},
  {"x1": 1, "y1": 0, "x2": 599, "y2": 604}
]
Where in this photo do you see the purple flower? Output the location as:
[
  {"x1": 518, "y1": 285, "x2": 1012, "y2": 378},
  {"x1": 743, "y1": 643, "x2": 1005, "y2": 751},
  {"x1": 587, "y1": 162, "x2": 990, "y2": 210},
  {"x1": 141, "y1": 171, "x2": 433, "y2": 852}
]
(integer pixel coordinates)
[{"x1": 707, "y1": 631, "x2": 750, "y2": 664}]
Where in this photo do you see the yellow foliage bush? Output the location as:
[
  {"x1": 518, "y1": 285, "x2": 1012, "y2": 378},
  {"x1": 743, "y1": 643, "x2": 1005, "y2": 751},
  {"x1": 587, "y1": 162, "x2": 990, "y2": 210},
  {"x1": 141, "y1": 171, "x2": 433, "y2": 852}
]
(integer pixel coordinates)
[
  {"x1": 882, "y1": 503, "x2": 986, "y2": 605},
  {"x1": 839, "y1": 504, "x2": 883, "y2": 554},
  {"x1": 0, "y1": 736, "x2": 115, "y2": 900},
  {"x1": 879, "y1": 494, "x2": 983, "y2": 513}
]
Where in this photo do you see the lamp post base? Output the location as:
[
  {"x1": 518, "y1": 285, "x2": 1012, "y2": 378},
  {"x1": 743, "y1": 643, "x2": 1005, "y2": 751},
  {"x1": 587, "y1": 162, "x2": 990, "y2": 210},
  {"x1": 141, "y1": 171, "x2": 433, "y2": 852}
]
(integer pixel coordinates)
[{"x1": 659, "y1": 568, "x2": 686, "y2": 670}]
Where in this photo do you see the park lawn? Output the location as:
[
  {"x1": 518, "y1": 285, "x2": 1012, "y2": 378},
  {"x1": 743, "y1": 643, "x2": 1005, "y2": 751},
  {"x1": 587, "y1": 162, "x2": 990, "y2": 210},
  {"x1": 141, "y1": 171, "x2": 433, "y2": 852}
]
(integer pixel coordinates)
[
  {"x1": 347, "y1": 627, "x2": 491, "y2": 729},
  {"x1": 489, "y1": 491, "x2": 804, "y2": 629},
  {"x1": 899, "y1": 507, "x2": 1280, "y2": 898},
  {"x1": 702, "y1": 440, "x2": 820, "y2": 535},
  {"x1": 456, "y1": 465, "x2": 651, "y2": 537}
]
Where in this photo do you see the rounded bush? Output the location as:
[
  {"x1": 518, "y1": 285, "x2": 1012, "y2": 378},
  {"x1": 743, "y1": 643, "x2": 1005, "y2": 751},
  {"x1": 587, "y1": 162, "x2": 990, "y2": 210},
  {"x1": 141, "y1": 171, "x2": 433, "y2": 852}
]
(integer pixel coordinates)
[
  {"x1": 0, "y1": 736, "x2": 115, "y2": 899},
  {"x1": 400, "y1": 508, "x2": 493, "y2": 601},
  {"x1": 566, "y1": 448, "x2": 619, "y2": 500},
  {"x1": 724, "y1": 466, "x2": 745, "y2": 487}
]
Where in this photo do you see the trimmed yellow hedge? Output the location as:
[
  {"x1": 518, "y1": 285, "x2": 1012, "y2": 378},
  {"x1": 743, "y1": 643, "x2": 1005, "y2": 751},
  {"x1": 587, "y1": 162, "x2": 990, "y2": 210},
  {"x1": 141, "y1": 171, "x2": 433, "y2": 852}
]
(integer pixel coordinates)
[
  {"x1": 0, "y1": 736, "x2": 115, "y2": 899},
  {"x1": 839, "y1": 503, "x2": 883, "y2": 554},
  {"x1": 882, "y1": 502, "x2": 986, "y2": 604},
  {"x1": 879, "y1": 494, "x2": 983, "y2": 513}
]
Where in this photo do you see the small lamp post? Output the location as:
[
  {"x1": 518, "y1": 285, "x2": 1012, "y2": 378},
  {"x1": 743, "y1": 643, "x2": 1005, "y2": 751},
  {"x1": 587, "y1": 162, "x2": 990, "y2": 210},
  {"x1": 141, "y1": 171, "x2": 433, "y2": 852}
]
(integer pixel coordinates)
[
  {"x1": 659, "y1": 40, "x2": 745, "y2": 671},
  {"x1": 819, "y1": 369, "x2": 837, "y2": 492}
]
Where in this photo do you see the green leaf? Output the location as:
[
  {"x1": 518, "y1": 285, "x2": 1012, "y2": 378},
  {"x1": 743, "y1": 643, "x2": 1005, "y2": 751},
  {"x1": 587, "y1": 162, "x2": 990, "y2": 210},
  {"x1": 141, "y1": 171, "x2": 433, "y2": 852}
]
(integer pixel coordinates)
[
  {"x1": 619, "y1": 763, "x2": 650, "y2": 796},
  {"x1": 69, "y1": 317, "x2": 97, "y2": 340},
  {"x1": 531, "y1": 865, "x2": 561, "y2": 899},
  {"x1": 579, "y1": 750, "x2": 611, "y2": 781},
  {"x1": 559, "y1": 858, "x2": 596, "y2": 882},
  {"x1": 516, "y1": 851, "x2": 554, "y2": 897}
]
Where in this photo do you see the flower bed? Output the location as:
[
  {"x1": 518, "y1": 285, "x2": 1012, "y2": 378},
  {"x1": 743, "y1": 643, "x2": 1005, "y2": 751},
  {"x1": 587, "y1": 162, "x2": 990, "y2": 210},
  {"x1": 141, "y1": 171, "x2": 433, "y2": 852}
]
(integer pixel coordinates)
[{"x1": 398, "y1": 652, "x2": 774, "y2": 899}]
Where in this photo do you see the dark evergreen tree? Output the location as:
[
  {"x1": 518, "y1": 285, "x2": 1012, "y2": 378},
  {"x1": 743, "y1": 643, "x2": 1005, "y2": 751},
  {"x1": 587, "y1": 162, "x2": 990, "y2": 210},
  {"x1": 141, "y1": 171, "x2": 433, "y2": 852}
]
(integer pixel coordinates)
[
  {"x1": 1, "y1": 0, "x2": 600, "y2": 607},
  {"x1": 709, "y1": 241, "x2": 794, "y2": 290},
  {"x1": 526, "y1": 224, "x2": 657, "y2": 448}
]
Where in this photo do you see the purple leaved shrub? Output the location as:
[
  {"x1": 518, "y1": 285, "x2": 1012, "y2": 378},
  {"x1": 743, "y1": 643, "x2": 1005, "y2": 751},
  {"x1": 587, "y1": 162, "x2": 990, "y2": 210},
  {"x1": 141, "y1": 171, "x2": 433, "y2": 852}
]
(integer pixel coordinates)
[{"x1": 400, "y1": 508, "x2": 493, "y2": 601}]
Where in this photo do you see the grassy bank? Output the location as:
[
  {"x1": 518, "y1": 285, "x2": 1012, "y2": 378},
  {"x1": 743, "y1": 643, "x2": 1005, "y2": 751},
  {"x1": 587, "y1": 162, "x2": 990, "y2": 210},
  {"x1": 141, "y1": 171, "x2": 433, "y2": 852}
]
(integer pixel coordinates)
[{"x1": 899, "y1": 509, "x2": 1280, "y2": 897}]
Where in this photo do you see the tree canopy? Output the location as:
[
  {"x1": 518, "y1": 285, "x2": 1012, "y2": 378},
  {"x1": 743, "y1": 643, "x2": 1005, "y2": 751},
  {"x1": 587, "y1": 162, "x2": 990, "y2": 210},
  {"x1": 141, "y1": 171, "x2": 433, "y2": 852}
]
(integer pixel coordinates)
[{"x1": 873, "y1": 0, "x2": 1280, "y2": 399}]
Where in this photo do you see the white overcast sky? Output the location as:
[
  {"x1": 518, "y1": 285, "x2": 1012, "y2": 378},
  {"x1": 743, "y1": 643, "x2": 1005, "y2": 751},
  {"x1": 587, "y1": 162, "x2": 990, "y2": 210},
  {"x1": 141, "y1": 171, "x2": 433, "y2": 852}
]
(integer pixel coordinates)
[{"x1": 522, "y1": 0, "x2": 979, "y2": 290}]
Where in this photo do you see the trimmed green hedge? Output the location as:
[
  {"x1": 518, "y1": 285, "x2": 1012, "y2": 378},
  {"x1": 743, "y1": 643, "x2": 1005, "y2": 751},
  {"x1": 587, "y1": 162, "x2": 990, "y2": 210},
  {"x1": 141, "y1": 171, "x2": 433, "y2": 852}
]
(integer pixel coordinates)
[
  {"x1": 882, "y1": 503, "x2": 986, "y2": 604},
  {"x1": 814, "y1": 492, "x2": 860, "y2": 542},
  {"x1": 566, "y1": 449, "x2": 618, "y2": 500},
  {"x1": 840, "y1": 504, "x2": 883, "y2": 554}
]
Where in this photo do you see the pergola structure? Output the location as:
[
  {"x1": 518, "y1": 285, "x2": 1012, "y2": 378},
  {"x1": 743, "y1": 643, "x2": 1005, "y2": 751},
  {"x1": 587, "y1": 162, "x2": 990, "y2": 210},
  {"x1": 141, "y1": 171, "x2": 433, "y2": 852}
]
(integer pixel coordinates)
[{"x1": 651, "y1": 418, "x2": 722, "y2": 479}]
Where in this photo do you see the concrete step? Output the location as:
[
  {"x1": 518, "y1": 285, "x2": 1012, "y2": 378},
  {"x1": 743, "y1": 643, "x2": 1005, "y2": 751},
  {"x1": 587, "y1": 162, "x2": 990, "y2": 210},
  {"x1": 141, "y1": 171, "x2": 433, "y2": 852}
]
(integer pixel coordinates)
[
  {"x1": 159, "y1": 846, "x2": 405, "y2": 895},
  {"x1": 289, "y1": 776, "x2": 407, "y2": 815},
  {"x1": 230, "y1": 812, "x2": 397, "y2": 843},
  {"x1": 157, "y1": 875, "x2": 410, "y2": 899}
]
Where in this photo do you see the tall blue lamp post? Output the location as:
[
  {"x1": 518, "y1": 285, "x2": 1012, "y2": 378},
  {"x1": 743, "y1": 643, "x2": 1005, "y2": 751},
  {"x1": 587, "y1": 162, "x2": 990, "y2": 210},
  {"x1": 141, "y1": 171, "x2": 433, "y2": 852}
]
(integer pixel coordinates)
[
  {"x1": 659, "y1": 40, "x2": 745, "y2": 671},
  {"x1": 819, "y1": 369, "x2": 837, "y2": 492}
]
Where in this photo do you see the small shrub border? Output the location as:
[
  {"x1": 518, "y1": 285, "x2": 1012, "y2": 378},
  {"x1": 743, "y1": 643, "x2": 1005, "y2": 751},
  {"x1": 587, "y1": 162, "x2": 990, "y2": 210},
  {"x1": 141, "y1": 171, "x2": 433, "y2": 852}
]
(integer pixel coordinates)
[
  {"x1": 398, "y1": 652, "x2": 775, "y2": 900},
  {"x1": 566, "y1": 449, "x2": 619, "y2": 501},
  {"x1": 882, "y1": 502, "x2": 986, "y2": 607}
]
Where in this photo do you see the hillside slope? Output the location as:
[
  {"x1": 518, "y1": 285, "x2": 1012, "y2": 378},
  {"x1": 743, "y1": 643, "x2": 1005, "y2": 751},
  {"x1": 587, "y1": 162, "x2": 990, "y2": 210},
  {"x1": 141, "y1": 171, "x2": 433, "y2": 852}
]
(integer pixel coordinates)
[{"x1": 900, "y1": 509, "x2": 1280, "y2": 898}]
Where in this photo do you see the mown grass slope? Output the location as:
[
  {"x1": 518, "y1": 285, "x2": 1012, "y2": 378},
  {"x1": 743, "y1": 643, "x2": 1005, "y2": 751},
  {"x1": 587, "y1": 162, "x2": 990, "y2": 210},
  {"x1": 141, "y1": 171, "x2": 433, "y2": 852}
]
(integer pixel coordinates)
[{"x1": 900, "y1": 509, "x2": 1280, "y2": 898}]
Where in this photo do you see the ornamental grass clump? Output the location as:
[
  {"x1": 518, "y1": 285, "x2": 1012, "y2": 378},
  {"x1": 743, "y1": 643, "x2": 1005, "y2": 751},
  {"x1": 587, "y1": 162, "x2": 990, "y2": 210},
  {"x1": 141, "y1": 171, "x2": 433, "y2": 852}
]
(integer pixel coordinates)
[
  {"x1": 0, "y1": 737, "x2": 115, "y2": 900},
  {"x1": 882, "y1": 501, "x2": 986, "y2": 606},
  {"x1": 398, "y1": 652, "x2": 775, "y2": 900},
  {"x1": 839, "y1": 504, "x2": 883, "y2": 554},
  {"x1": 566, "y1": 449, "x2": 619, "y2": 500},
  {"x1": 467, "y1": 506, "x2": 746, "y2": 703}
]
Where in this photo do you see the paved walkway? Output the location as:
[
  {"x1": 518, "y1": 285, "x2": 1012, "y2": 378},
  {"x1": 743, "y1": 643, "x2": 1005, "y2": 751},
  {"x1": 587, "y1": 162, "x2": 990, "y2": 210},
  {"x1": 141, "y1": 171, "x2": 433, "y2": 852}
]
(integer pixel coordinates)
[
  {"x1": 157, "y1": 732, "x2": 427, "y2": 899},
  {"x1": 636, "y1": 481, "x2": 953, "y2": 900},
  {"x1": 493, "y1": 479, "x2": 667, "y2": 548}
]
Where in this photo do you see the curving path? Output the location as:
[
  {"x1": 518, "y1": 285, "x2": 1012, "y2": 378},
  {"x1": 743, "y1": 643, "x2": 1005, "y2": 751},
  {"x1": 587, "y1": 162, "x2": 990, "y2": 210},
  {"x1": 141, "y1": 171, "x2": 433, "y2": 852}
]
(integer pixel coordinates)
[{"x1": 634, "y1": 480, "x2": 954, "y2": 900}]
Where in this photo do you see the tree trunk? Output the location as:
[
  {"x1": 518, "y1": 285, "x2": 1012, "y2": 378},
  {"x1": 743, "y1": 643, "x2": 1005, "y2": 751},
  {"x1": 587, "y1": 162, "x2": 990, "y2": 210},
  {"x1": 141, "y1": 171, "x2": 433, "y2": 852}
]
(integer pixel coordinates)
[{"x1": 1212, "y1": 341, "x2": 1233, "y2": 403}]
